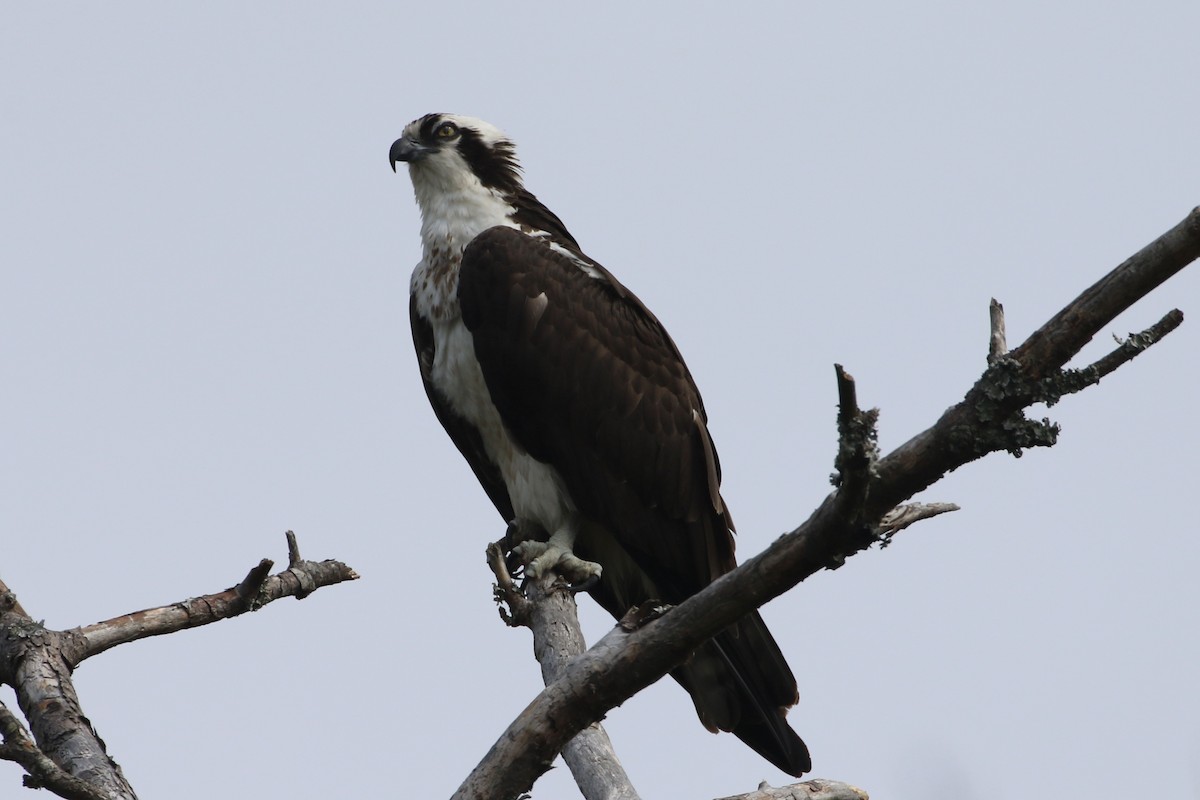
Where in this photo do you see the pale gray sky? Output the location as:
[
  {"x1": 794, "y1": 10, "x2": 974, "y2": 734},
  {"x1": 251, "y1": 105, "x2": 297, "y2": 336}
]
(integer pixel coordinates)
[{"x1": 3, "y1": 4, "x2": 1198, "y2": 799}]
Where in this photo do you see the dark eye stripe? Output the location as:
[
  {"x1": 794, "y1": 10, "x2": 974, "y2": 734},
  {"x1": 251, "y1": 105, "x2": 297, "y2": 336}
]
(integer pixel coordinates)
[{"x1": 417, "y1": 113, "x2": 445, "y2": 142}]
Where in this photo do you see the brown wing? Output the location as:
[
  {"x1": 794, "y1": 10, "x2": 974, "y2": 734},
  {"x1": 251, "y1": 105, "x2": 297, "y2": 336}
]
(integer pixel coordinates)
[
  {"x1": 458, "y1": 225, "x2": 734, "y2": 599},
  {"x1": 458, "y1": 226, "x2": 810, "y2": 776}
]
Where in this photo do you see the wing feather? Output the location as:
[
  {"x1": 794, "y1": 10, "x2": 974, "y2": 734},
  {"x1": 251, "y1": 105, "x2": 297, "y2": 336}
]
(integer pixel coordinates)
[
  {"x1": 459, "y1": 226, "x2": 733, "y2": 596},
  {"x1": 456, "y1": 226, "x2": 809, "y2": 775}
]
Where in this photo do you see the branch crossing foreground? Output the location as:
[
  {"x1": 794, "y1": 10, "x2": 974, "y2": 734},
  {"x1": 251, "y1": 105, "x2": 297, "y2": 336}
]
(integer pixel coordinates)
[
  {"x1": 1, "y1": 207, "x2": 1197, "y2": 799},
  {"x1": 457, "y1": 207, "x2": 1199, "y2": 800}
]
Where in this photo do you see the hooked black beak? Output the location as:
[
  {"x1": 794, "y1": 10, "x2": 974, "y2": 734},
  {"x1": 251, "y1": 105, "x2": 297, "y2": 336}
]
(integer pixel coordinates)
[{"x1": 389, "y1": 137, "x2": 430, "y2": 171}]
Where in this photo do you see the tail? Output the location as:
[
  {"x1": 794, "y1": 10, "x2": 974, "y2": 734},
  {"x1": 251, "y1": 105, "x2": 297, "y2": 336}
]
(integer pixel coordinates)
[
  {"x1": 577, "y1": 525, "x2": 810, "y2": 774},
  {"x1": 672, "y1": 610, "x2": 811, "y2": 776}
]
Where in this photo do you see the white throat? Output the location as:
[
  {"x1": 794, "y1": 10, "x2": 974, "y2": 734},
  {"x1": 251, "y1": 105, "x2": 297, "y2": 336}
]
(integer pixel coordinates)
[
  {"x1": 407, "y1": 157, "x2": 521, "y2": 323},
  {"x1": 409, "y1": 160, "x2": 517, "y2": 261}
]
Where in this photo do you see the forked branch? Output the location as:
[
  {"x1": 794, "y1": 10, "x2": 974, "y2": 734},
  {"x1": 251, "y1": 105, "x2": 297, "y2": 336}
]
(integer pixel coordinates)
[
  {"x1": 487, "y1": 540, "x2": 641, "y2": 800},
  {"x1": 456, "y1": 207, "x2": 1199, "y2": 800},
  {"x1": 0, "y1": 532, "x2": 358, "y2": 800}
]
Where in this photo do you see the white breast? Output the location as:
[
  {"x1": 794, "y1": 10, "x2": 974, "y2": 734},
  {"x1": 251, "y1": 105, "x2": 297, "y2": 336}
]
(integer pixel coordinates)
[
  {"x1": 423, "y1": 301, "x2": 575, "y2": 532},
  {"x1": 406, "y1": 153, "x2": 577, "y2": 534}
]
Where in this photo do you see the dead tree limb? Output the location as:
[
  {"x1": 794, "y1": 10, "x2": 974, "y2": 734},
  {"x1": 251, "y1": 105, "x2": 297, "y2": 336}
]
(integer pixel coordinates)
[
  {"x1": 0, "y1": 532, "x2": 358, "y2": 799},
  {"x1": 454, "y1": 206, "x2": 1199, "y2": 800},
  {"x1": 867, "y1": 206, "x2": 1199, "y2": 519},
  {"x1": 0, "y1": 701, "x2": 113, "y2": 800},
  {"x1": 487, "y1": 541, "x2": 641, "y2": 800},
  {"x1": 0, "y1": 581, "x2": 136, "y2": 800},
  {"x1": 77, "y1": 530, "x2": 358, "y2": 661},
  {"x1": 714, "y1": 779, "x2": 870, "y2": 800}
]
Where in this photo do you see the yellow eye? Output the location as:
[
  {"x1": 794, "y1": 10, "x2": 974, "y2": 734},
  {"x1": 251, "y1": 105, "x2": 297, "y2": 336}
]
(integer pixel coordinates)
[{"x1": 436, "y1": 122, "x2": 458, "y2": 139}]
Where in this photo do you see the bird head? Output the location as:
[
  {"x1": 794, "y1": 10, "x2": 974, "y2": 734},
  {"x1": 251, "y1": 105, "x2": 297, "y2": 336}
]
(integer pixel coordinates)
[{"x1": 389, "y1": 113, "x2": 523, "y2": 195}]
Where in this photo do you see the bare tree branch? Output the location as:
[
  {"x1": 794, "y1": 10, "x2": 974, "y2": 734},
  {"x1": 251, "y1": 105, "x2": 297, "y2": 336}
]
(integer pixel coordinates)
[
  {"x1": 832, "y1": 364, "x2": 878, "y2": 526},
  {"x1": 987, "y1": 298, "x2": 1007, "y2": 364},
  {"x1": 0, "y1": 533, "x2": 358, "y2": 799},
  {"x1": 714, "y1": 779, "x2": 870, "y2": 800},
  {"x1": 1008, "y1": 208, "x2": 1198, "y2": 380},
  {"x1": 0, "y1": 580, "x2": 137, "y2": 800},
  {"x1": 1076, "y1": 308, "x2": 1184, "y2": 386},
  {"x1": 486, "y1": 542, "x2": 641, "y2": 800},
  {"x1": 878, "y1": 502, "x2": 960, "y2": 544},
  {"x1": 865, "y1": 206, "x2": 1198, "y2": 519},
  {"x1": 0, "y1": 702, "x2": 111, "y2": 800},
  {"x1": 455, "y1": 206, "x2": 1199, "y2": 800},
  {"x1": 76, "y1": 531, "x2": 359, "y2": 662}
]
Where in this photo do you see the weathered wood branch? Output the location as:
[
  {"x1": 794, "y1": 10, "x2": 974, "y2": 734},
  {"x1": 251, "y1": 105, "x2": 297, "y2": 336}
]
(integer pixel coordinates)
[
  {"x1": 0, "y1": 580, "x2": 136, "y2": 800},
  {"x1": 1077, "y1": 308, "x2": 1183, "y2": 386},
  {"x1": 0, "y1": 532, "x2": 358, "y2": 799},
  {"x1": 877, "y1": 502, "x2": 960, "y2": 544},
  {"x1": 0, "y1": 702, "x2": 111, "y2": 800},
  {"x1": 714, "y1": 779, "x2": 869, "y2": 800},
  {"x1": 454, "y1": 207, "x2": 1199, "y2": 800},
  {"x1": 831, "y1": 364, "x2": 879, "y2": 531},
  {"x1": 77, "y1": 531, "x2": 357, "y2": 661},
  {"x1": 987, "y1": 298, "x2": 1007, "y2": 364},
  {"x1": 486, "y1": 542, "x2": 641, "y2": 800},
  {"x1": 1010, "y1": 209, "x2": 1198, "y2": 379},
  {"x1": 868, "y1": 206, "x2": 1198, "y2": 519}
]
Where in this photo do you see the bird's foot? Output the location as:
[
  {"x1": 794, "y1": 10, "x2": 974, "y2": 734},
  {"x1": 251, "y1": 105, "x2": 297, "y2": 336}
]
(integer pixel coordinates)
[
  {"x1": 513, "y1": 539, "x2": 602, "y2": 588},
  {"x1": 503, "y1": 518, "x2": 548, "y2": 549},
  {"x1": 499, "y1": 519, "x2": 549, "y2": 578}
]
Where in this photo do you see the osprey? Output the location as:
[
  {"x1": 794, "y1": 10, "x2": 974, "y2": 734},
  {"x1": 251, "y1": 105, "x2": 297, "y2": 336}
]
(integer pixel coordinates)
[{"x1": 390, "y1": 113, "x2": 810, "y2": 776}]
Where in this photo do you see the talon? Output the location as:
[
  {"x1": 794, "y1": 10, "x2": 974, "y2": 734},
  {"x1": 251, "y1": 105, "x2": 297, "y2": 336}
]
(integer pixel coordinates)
[
  {"x1": 505, "y1": 518, "x2": 548, "y2": 551},
  {"x1": 569, "y1": 573, "x2": 601, "y2": 594},
  {"x1": 513, "y1": 538, "x2": 602, "y2": 586}
]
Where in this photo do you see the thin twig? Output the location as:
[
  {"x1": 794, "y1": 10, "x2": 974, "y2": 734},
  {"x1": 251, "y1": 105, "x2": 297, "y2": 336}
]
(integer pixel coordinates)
[
  {"x1": 988, "y1": 298, "x2": 1007, "y2": 364},
  {"x1": 1088, "y1": 308, "x2": 1184, "y2": 382},
  {"x1": 832, "y1": 364, "x2": 879, "y2": 527},
  {"x1": 488, "y1": 540, "x2": 530, "y2": 627},
  {"x1": 834, "y1": 363, "x2": 858, "y2": 430},
  {"x1": 286, "y1": 529, "x2": 303, "y2": 567},
  {"x1": 234, "y1": 559, "x2": 275, "y2": 607},
  {"x1": 878, "y1": 502, "x2": 960, "y2": 543}
]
